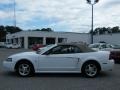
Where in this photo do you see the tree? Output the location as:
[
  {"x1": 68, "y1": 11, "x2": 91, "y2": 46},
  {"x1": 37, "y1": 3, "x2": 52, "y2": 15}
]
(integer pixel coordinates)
[
  {"x1": 40, "y1": 28, "x2": 53, "y2": 32},
  {"x1": 0, "y1": 25, "x2": 22, "y2": 42},
  {"x1": 34, "y1": 29, "x2": 41, "y2": 31},
  {"x1": 0, "y1": 26, "x2": 4, "y2": 31},
  {"x1": 0, "y1": 27, "x2": 6, "y2": 42},
  {"x1": 5, "y1": 26, "x2": 22, "y2": 34},
  {"x1": 93, "y1": 26, "x2": 120, "y2": 35},
  {"x1": 111, "y1": 26, "x2": 120, "y2": 33}
]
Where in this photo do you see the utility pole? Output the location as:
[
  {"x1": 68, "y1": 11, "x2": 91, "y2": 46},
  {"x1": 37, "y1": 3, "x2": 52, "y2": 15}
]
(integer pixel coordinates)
[
  {"x1": 86, "y1": 0, "x2": 99, "y2": 44},
  {"x1": 14, "y1": 0, "x2": 16, "y2": 28}
]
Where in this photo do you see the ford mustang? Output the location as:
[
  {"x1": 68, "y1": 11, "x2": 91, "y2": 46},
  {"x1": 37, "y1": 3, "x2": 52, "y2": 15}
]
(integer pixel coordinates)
[{"x1": 3, "y1": 43, "x2": 114, "y2": 78}]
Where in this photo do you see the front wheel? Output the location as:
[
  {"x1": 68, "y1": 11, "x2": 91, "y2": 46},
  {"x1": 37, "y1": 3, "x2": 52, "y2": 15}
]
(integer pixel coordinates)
[
  {"x1": 82, "y1": 62, "x2": 100, "y2": 78},
  {"x1": 16, "y1": 62, "x2": 34, "y2": 77}
]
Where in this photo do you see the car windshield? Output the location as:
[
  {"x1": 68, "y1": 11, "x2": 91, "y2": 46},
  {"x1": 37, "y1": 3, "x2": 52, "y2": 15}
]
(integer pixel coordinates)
[
  {"x1": 36, "y1": 44, "x2": 55, "y2": 54},
  {"x1": 89, "y1": 44, "x2": 100, "y2": 48},
  {"x1": 113, "y1": 45, "x2": 120, "y2": 49}
]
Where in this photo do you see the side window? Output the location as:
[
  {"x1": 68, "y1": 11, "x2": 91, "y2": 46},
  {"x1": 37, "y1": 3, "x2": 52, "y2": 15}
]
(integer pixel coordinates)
[
  {"x1": 51, "y1": 45, "x2": 71, "y2": 54},
  {"x1": 51, "y1": 45, "x2": 82, "y2": 54},
  {"x1": 69, "y1": 46, "x2": 82, "y2": 53},
  {"x1": 107, "y1": 44, "x2": 112, "y2": 48},
  {"x1": 101, "y1": 44, "x2": 107, "y2": 48},
  {"x1": 43, "y1": 45, "x2": 82, "y2": 55},
  {"x1": 43, "y1": 46, "x2": 62, "y2": 55},
  {"x1": 51, "y1": 46, "x2": 62, "y2": 54}
]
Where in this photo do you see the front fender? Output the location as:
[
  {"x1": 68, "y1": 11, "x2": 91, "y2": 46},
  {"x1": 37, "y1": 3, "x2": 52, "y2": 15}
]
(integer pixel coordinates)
[{"x1": 13, "y1": 56, "x2": 38, "y2": 71}]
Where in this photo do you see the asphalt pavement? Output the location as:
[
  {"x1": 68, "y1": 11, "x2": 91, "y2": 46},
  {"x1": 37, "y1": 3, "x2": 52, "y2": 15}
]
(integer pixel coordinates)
[{"x1": 0, "y1": 48, "x2": 120, "y2": 90}]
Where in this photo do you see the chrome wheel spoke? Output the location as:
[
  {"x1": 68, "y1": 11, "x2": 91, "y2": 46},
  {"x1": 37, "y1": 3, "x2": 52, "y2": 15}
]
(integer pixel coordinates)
[
  {"x1": 19, "y1": 64, "x2": 30, "y2": 76},
  {"x1": 85, "y1": 64, "x2": 97, "y2": 77}
]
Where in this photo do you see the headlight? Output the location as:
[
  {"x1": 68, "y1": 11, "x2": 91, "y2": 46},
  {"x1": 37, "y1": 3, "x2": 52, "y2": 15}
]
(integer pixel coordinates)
[{"x1": 6, "y1": 58, "x2": 12, "y2": 62}]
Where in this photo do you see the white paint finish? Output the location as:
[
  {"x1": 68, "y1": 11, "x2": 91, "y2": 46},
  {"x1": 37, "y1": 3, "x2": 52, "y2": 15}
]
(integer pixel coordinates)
[
  {"x1": 55, "y1": 37, "x2": 58, "y2": 44},
  {"x1": 93, "y1": 33, "x2": 120, "y2": 45},
  {"x1": 43, "y1": 37, "x2": 46, "y2": 45},
  {"x1": 24, "y1": 36, "x2": 28, "y2": 49},
  {"x1": 6, "y1": 31, "x2": 91, "y2": 49},
  {"x1": 38, "y1": 54, "x2": 79, "y2": 71},
  {"x1": 3, "y1": 44, "x2": 114, "y2": 74},
  {"x1": 6, "y1": 31, "x2": 120, "y2": 49}
]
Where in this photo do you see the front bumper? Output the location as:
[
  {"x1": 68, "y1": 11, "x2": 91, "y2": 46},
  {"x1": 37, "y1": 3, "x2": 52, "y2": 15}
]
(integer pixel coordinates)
[{"x1": 3, "y1": 61, "x2": 15, "y2": 72}]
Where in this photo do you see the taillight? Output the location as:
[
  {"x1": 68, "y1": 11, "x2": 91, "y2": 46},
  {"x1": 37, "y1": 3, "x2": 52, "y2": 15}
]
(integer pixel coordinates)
[{"x1": 109, "y1": 52, "x2": 113, "y2": 60}]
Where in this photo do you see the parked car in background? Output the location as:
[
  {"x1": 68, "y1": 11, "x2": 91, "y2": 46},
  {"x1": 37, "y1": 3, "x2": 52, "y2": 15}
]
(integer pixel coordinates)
[
  {"x1": 32, "y1": 44, "x2": 44, "y2": 51},
  {"x1": 0, "y1": 42, "x2": 5, "y2": 48},
  {"x1": 3, "y1": 43, "x2": 114, "y2": 78},
  {"x1": 5, "y1": 43, "x2": 21, "y2": 49},
  {"x1": 113, "y1": 44, "x2": 120, "y2": 49},
  {"x1": 89, "y1": 43, "x2": 114, "y2": 51},
  {"x1": 109, "y1": 45, "x2": 120, "y2": 63},
  {"x1": 110, "y1": 50, "x2": 120, "y2": 63},
  {"x1": 89, "y1": 43, "x2": 120, "y2": 63},
  {"x1": 5, "y1": 43, "x2": 13, "y2": 48}
]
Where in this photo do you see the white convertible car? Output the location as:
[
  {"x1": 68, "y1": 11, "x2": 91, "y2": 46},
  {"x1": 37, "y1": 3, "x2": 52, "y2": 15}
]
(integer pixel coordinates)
[{"x1": 3, "y1": 43, "x2": 114, "y2": 78}]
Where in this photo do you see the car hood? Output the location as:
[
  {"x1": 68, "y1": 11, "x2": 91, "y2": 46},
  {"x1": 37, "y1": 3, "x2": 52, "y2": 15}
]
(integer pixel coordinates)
[{"x1": 9, "y1": 51, "x2": 37, "y2": 58}]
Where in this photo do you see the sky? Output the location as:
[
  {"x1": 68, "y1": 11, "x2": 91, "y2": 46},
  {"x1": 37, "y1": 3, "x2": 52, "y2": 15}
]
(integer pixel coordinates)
[{"x1": 0, "y1": 0, "x2": 120, "y2": 33}]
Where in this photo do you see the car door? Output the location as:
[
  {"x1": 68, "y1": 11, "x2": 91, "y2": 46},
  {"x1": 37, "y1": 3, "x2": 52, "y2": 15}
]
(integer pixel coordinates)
[{"x1": 38, "y1": 45, "x2": 80, "y2": 72}]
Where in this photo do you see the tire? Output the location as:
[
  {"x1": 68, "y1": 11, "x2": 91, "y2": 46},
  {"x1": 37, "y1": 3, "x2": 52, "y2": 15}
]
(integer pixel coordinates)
[
  {"x1": 16, "y1": 61, "x2": 34, "y2": 77},
  {"x1": 82, "y1": 62, "x2": 100, "y2": 78}
]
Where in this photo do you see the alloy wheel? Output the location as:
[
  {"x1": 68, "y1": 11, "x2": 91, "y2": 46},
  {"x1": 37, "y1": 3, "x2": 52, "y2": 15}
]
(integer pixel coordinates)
[{"x1": 18, "y1": 63, "x2": 31, "y2": 76}]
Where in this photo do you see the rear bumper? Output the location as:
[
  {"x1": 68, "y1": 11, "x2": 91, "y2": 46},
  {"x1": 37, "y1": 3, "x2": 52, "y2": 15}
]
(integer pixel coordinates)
[
  {"x1": 113, "y1": 58, "x2": 120, "y2": 63},
  {"x1": 101, "y1": 60, "x2": 114, "y2": 71}
]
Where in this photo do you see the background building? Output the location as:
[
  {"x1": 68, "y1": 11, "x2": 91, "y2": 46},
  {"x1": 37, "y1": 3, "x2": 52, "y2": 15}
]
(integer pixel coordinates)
[
  {"x1": 6, "y1": 31, "x2": 91, "y2": 49},
  {"x1": 93, "y1": 33, "x2": 120, "y2": 45}
]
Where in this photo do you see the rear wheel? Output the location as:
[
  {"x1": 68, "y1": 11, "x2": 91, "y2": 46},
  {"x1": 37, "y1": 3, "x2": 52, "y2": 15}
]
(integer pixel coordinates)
[
  {"x1": 82, "y1": 62, "x2": 100, "y2": 78},
  {"x1": 16, "y1": 61, "x2": 34, "y2": 77}
]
